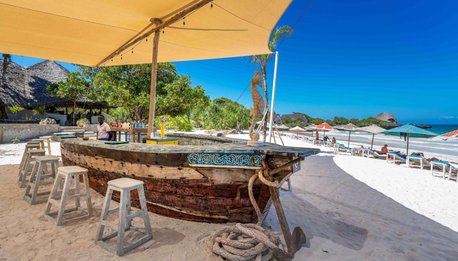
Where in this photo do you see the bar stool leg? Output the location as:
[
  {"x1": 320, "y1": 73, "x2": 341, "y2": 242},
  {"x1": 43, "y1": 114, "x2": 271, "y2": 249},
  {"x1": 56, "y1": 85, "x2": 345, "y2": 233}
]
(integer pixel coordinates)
[
  {"x1": 47, "y1": 139, "x2": 51, "y2": 155},
  {"x1": 126, "y1": 191, "x2": 132, "y2": 230},
  {"x1": 83, "y1": 173, "x2": 93, "y2": 217},
  {"x1": 75, "y1": 175, "x2": 81, "y2": 209},
  {"x1": 117, "y1": 190, "x2": 128, "y2": 256},
  {"x1": 24, "y1": 161, "x2": 39, "y2": 201},
  {"x1": 45, "y1": 174, "x2": 63, "y2": 216},
  {"x1": 96, "y1": 188, "x2": 113, "y2": 241},
  {"x1": 30, "y1": 161, "x2": 44, "y2": 204},
  {"x1": 138, "y1": 186, "x2": 153, "y2": 236},
  {"x1": 56, "y1": 174, "x2": 72, "y2": 225}
]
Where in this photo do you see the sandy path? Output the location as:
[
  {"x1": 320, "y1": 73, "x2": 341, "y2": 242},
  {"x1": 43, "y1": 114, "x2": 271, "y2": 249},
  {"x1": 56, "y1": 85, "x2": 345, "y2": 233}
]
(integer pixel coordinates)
[
  {"x1": 266, "y1": 155, "x2": 458, "y2": 260},
  {"x1": 334, "y1": 155, "x2": 458, "y2": 232}
]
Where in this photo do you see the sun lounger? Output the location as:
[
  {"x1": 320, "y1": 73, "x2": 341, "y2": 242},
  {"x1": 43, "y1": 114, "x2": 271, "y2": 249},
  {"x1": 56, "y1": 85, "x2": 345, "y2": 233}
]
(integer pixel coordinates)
[
  {"x1": 365, "y1": 150, "x2": 386, "y2": 159},
  {"x1": 430, "y1": 160, "x2": 450, "y2": 178},
  {"x1": 448, "y1": 163, "x2": 458, "y2": 182},
  {"x1": 386, "y1": 152, "x2": 406, "y2": 164},
  {"x1": 406, "y1": 154, "x2": 431, "y2": 169},
  {"x1": 334, "y1": 143, "x2": 352, "y2": 154}
]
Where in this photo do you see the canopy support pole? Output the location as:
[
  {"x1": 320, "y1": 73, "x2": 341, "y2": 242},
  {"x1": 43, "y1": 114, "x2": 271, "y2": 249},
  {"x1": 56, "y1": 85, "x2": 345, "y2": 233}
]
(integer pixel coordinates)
[
  {"x1": 347, "y1": 131, "x2": 351, "y2": 147},
  {"x1": 268, "y1": 51, "x2": 279, "y2": 143},
  {"x1": 147, "y1": 29, "x2": 161, "y2": 138}
]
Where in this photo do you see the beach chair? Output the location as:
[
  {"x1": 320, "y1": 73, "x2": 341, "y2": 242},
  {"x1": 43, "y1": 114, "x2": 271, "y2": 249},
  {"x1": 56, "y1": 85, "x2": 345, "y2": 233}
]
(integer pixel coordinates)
[
  {"x1": 386, "y1": 152, "x2": 406, "y2": 164},
  {"x1": 334, "y1": 143, "x2": 352, "y2": 154},
  {"x1": 430, "y1": 160, "x2": 450, "y2": 179},
  {"x1": 448, "y1": 163, "x2": 458, "y2": 182},
  {"x1": 366, "y1": 150, "x2": 386, "y2": 159},
  {"x1": 351, "y1": 147, "x2": 363, "y2": 156},
  {"x1": 406, "y1": 154, "x2": 431, "y2": 169}
]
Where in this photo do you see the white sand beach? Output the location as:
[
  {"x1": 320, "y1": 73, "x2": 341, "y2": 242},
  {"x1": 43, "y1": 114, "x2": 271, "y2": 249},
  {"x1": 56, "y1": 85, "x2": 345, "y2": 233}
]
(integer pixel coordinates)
[{"x1": 1, "y1": 137, "x2": 457, "y2": 260}]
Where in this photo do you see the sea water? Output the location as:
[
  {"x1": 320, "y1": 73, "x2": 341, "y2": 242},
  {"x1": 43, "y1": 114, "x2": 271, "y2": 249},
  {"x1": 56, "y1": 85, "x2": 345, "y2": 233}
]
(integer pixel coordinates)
[{"x1": 428, "y1": 125, "x2": 458, "y2": 135}]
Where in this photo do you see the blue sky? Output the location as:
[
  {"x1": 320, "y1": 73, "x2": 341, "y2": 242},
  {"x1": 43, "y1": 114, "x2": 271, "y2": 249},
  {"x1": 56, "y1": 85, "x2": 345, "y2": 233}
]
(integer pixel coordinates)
[{"x1": 8, "y1": 0, "x2": 458, "y2": 124}]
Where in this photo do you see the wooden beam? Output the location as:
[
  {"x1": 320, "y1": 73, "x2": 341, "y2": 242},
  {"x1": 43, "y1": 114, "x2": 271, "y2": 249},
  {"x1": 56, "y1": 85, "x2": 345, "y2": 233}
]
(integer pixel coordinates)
[
  {"x1": 147, "y1": 29, "x2": 161, "y2": 138},
  {"x1": 96, "y1": 0, "x2": 212, "y2": 67}
]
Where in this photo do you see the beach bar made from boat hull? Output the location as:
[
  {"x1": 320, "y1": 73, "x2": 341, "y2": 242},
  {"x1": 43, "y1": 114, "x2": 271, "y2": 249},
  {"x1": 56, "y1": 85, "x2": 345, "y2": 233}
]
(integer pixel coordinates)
[{"x1": 60, "y1": 134, "x2": 319, "y2": 223}]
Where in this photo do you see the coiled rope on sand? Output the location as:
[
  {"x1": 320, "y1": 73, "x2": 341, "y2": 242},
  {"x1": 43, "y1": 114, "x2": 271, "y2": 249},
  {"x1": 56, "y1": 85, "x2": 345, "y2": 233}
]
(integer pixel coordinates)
[{"x1": 210, "y1": 164, "x2": 291, "y2": 261}]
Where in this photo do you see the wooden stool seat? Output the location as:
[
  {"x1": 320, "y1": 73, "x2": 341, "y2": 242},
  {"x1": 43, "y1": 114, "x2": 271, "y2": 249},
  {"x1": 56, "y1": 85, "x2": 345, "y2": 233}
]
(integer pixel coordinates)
[
  {"x1": 24, "y1": 156, "x2": 59, "y2": 205},
  {"x1": 96, "y1": 178, "x2": 152, "y2": 256},
  {"x1": 57, "y1": 166, "x2": 88, "y2": 175},
  {"x1": 44, "y1": 166, "x2": 93, "y2": 225},
  {"x1": 107, "y1": 178, "x2": 144, "y2": 189},
  {"x1": 18, "y1": 149, "x2": 46, "y2": 188}
]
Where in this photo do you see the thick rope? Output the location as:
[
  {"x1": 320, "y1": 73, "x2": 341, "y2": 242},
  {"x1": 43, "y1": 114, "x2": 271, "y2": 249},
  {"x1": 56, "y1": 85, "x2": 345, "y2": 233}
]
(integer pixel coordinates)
[{"x1": 210, "y1": 165, "x2": 289, "y2": 261}]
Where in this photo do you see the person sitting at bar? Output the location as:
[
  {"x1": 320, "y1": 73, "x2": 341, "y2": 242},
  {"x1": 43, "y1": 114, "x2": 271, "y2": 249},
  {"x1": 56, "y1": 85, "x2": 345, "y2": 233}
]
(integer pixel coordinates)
[
  {"x1": 97, "y1": 115, "x2": 111, "y2": 141},
  {"x1": 332, "y1": 137, "x2": 336, "y2": 143}
]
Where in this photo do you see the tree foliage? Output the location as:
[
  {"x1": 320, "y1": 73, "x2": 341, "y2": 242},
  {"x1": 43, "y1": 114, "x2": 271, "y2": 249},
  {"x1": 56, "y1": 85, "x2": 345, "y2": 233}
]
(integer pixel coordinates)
[
  {"x1": 47, "y1": 70, "x2": 90, "y2": 125},
  {"x1": 193, "y1": 98, "x2": 250, "y2": 130}
]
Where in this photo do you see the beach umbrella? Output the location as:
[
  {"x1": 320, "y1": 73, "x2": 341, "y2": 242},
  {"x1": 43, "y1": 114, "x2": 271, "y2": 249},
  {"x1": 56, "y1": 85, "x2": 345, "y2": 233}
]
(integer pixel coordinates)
[
  {"x1": 315, "y1": 122, "x2": 334, "y2": 138},
  {"x1": 335, "y1": 123, "x2": 358, "y2": 147},
  {"x1": 442, "y1": 129, "x2": 458, "y2": 139},
  {"x1": 305, "y1": 124, "x2": 317, "y2": 137},
  {"x1": 356, "y1": 124, "x2": 385, "y2": 149},
  {"x1": 276, "y1": 124, "x2": 290, "y2": 131},
  {"x1": 0, "y1": 0, "x2": 291, "y2": 137},
  {"x1": 289, "y1": 126, "x2": 306, "y2": 137},
  {"x1": 384, "y1": 124, "x2": 437, "y2": 155}
]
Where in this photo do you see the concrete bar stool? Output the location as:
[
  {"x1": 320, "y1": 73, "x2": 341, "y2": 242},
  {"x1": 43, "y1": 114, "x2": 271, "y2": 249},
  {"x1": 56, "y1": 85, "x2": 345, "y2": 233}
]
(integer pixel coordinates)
[
  {"x1": 24, "y1": 156, "x2": 59, "y2": 205},
  {"x1": 18, "y1": 142, "x2": 41, "y2": 172},
  {"x1": 18, "y1": 149, "x2": 46, "y2": 188},
  {"x1": 96, "y1": 178, "x2": 152, "y2": 256},
  {"x1": 39, "y1": 136, "x2": 52, "y2": 155},
  {"x1": 44, "y1": 166, "x2": 93, "y2": 225}
]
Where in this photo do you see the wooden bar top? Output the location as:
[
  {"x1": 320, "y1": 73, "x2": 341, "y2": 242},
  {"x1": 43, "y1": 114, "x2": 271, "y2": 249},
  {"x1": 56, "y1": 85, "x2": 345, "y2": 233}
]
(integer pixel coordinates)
[{"x1": 62, "y1": 133, "x2": 319, "y2": 158}]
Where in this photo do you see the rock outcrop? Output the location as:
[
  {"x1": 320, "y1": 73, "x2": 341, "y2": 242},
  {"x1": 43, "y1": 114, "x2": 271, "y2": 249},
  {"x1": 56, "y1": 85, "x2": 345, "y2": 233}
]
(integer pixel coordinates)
[{"x1": 375, "y1": 112, "x2": 398, "y2": 124}]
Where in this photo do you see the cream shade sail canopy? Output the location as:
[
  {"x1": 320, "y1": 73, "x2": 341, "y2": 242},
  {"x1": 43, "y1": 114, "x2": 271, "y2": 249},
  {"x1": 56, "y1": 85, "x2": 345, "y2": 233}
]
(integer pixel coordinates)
[{"x1": 0, "y1": 0, "x2": 292, "y2": 67}]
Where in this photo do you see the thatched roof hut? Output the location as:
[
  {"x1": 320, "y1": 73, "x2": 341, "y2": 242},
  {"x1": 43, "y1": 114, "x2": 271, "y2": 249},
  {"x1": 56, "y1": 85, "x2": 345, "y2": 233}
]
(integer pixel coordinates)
[{"x1": 0, "y1": 59, "x2": 107, "y2": 109}]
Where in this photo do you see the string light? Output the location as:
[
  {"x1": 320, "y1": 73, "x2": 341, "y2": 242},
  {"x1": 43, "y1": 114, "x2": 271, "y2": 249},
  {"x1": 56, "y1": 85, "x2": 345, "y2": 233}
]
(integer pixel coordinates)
[
  {"x1": 131, "y1": 49, "x2": 134, "y2": 54},
  {"x1": 182, "y1": 17, "x2": 186, "y2": 26},
  {"x1": 210, "y1": 1, "x2": 213, "y2": 8},
  {"x1": 146, "y1": 38, "x2": 148, "y2": 42}
]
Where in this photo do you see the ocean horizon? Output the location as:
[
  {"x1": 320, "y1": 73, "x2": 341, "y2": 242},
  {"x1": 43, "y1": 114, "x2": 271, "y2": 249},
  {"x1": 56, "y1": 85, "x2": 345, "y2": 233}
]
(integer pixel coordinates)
[{"x1": 425, "y1": 124, "x2": 458, "y2": 135}]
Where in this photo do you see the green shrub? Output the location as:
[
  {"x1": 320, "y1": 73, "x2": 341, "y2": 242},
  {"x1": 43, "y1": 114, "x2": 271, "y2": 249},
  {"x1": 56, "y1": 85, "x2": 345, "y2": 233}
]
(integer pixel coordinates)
[
  {"x1": 8, "y1": 105, "x2": 24, "y2": 114},
  {"x1": 32, "y1": 106, "x2": 47, "y2": 115}
]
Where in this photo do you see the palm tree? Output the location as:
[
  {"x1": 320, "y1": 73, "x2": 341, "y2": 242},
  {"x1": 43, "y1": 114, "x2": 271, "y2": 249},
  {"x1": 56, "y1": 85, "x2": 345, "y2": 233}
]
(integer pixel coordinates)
[
  {"x1": 251, "y1": 26, "x2": 292, "y2": 141},
  {"x1": 0, "y1": 53, "x2": 12, "y2": 119}
]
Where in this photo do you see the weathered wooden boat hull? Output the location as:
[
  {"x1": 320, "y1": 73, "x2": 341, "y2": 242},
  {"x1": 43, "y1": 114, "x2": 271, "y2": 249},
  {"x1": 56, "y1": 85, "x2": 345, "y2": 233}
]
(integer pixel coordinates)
[{"x1": 61, "y1": 134, "x2": 318, "y2": 223}]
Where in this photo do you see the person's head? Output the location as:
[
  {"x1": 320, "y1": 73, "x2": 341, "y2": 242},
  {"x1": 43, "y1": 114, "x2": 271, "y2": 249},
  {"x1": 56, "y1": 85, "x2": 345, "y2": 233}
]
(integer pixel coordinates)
[
  {"x1": 384, "y1": 144, "x2": 388, "y2": 148},
  {"x1": 98, "y1": 115, "x2": 105, "y2": 125}
]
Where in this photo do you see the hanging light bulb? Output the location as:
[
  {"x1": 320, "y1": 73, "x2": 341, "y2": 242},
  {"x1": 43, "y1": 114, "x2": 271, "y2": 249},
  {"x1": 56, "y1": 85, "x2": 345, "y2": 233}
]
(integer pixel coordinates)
[
  {"x1": 183, "y1": 17, "x2": 186, "y2": 26},
  {"x1": 210, "y1": 1, "x2": 213, "y2": 8}
]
